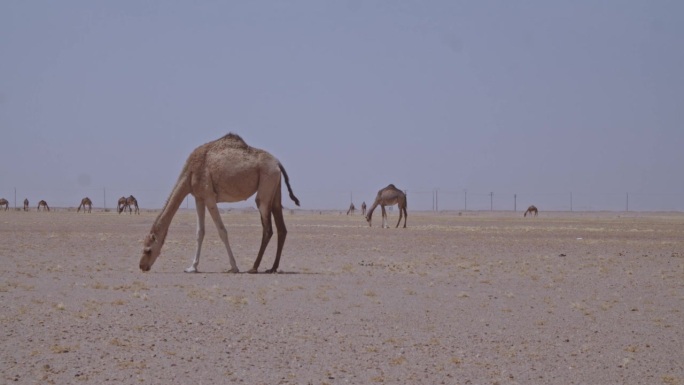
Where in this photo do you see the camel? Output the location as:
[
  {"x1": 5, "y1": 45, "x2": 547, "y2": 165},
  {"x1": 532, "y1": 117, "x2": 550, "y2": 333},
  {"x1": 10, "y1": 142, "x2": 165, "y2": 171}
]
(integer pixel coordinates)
[
  {"x1": 23, "y1": 198, "x2": 29, "y2": 211},
  {"x1": 139, "y1": 133, "x2": 300, "y2": 274},
  {"x1": 78, "y1": 197, "x2": 92, "y2": 213},
  {"x1": 37, "y1": 200, "x2": 50, "y2": 211},
  {"x1": 118, "y1": 195, "x2": 139, "y2": 214},
  {"x1": 365, "y1": 184, "x2": 407, "y2": 228},
  {"x1": 346, "y1": 202, "x2": 355, "y2": 215},
  {"x1": 524, "y1": 205, "x2": 538, "y2": 217},
  {"x1": 0, "y1": 198, "x2": 8, "y2": 211},
  {"x1": 117, "y1": 197, "x2": 127, "y2": 213},
  {"x1": 125, "y1": 195, "x2": 140, "y2": 214},
  {"x1": 361, "y1": 201, "x2": 366, "y2": 216}
]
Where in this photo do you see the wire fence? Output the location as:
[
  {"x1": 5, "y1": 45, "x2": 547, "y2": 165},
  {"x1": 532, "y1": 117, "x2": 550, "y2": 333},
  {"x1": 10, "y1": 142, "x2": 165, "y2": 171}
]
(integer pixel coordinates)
[{"x1": 1, "y1": 187, "x2": 684, "y2": 213}]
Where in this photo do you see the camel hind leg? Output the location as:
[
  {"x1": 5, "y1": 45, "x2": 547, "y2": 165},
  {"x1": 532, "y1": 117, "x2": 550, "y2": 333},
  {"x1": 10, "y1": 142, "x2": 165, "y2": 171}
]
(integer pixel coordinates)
[
  {"x1": 250, "y1": 174, "x2": 285, "y2": 273},
  {"x1": 249, "y1": 197, "x2": 274, "y2": 274},
  {"x1": 395, "y1": 206, "x2": 407, "y2": 228},
  {"x1": 266, "y1": 188, "x2": 287, "y2": 273}
]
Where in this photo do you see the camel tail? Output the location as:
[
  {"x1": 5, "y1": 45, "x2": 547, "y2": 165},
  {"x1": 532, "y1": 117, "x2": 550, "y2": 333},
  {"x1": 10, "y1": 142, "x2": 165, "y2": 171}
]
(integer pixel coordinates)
[{"x1": 279, "y1": 163, "x2": 300, "y2": 206}]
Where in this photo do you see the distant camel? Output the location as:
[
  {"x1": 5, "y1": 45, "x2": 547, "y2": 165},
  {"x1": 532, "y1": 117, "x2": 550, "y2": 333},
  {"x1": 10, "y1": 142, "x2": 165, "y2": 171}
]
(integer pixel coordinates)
[
  {"x1": 125, "y1": 195, "x2": 140, "y2": 214},
  {"x1": 524, "y1": 205, "x2": 538, "y2": 217},
  {"x1": 117, "y1": 197, "x2": 127, "y2": 213},
  {"x1": 139, "y1": 133, "x2": 300, "y2": 274},
  {"x1": 361, "y1": 201, "x2": 366, "y2": 216},
  {"x1": 37, "y1": 200, "x2": 50, "y2": 211},
  {"x1": 0, "y1": 198, "x2": 8, "y2": 211},
  {"x1": 23, "y1": 198, "x2": 29, "y2": 211},
  {"x1": 118, "y1": 195, "x2": 139, "y2": 214},
  {"x1": 366, "y1": 184, "x2": 407, "y2": 228},
  {"x1": 346, "y1": 202, "x2": 355, "y2": 215},
  {"x1": 78, "y1": 197, "x2": 92, "y2": 213}
]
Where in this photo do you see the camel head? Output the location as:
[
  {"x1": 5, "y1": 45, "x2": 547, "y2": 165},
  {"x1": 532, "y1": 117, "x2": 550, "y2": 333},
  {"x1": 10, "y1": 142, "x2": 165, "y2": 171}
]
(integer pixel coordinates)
[
  {"x1": 139, "y1": 233, "x2": 162, "y2": 272},
  {"x1": 365, "y1": 214, "x2": 372, "y2": 227}
]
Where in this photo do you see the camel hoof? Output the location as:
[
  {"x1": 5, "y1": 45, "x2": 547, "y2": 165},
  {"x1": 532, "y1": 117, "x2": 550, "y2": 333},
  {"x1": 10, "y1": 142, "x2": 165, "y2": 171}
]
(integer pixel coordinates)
[
  {"x1": 247, "y1": 268, "x2": 259, "y2": 274},
  {"x1": 226, "y1": 268, "x2": 239, "y2": 274},
  {"x1": 265, "y1": 268, "x2": 279, "y2": 274},
  {"x1": 184, "y1": 267, "x2": 198, "y2": 273}
]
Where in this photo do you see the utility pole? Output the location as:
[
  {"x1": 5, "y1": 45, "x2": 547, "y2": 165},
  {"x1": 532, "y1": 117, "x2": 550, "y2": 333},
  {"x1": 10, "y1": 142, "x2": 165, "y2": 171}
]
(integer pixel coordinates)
[
  {"x1": 435, "y1": 189, "x2": 439, "y2": 212},
  {"x1": 464, "y1": 189, "x2": 467, "y2": 211},
  {"x1": 570, "y1": 192, "x2": 573, "y2": 212},
  {"x1": 626, "y1": 193, "x2": 629, "y2": 212},
  {"x1": 103, "y1": 187, "x2": 106, "y2": 211},
  {"x1": 14, "y1": 188, "x2": 16, "y2": 209},
  {"x1": 490, "y1": 192, "x2": 493, "y2": 211},
  {"x1": 514, "y1": 194, "x2": 517, "y2": 212}
]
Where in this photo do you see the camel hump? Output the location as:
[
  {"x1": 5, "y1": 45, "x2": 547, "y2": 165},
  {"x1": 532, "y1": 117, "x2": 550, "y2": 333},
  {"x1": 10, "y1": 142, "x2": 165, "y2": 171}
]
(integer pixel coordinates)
[
  {"x1": 220, "y1": 133, "x2": 249, "y2": 148},
  {"x1": 387, "y1": 184, "x2": 397, "y2": 189}
]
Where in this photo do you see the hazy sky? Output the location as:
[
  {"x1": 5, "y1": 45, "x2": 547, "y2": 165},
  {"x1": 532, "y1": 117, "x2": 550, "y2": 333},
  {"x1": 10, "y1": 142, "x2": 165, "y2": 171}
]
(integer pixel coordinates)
[{"x1": 2, "y1": 1, "x2": 683, "y2": 211}]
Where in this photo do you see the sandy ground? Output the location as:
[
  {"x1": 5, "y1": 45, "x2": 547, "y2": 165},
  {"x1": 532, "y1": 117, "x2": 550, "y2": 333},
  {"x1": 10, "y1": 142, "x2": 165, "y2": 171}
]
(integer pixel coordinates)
[{"x1": 1, "y1": 208, "x2": 683, "y2": 384}]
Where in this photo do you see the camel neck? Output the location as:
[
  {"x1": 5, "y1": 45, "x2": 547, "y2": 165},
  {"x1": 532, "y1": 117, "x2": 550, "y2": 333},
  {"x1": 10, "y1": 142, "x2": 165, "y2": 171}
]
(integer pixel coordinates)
[{"x1": 152, "y1": 177, "x2": 190, "y2": 241}]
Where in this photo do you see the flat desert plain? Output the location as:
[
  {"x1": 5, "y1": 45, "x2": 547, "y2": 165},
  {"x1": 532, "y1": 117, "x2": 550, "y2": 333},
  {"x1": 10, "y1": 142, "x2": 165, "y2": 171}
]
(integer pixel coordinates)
[{"x1": 1, "y1": 208, "x2": 683, "y2": 385}]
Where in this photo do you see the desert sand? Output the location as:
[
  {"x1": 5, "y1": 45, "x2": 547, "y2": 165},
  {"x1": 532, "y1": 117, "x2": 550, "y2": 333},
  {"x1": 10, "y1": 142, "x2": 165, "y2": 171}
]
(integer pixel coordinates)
[{"x1": 1, "y1": 208, "x2": 682, "y2": 384}]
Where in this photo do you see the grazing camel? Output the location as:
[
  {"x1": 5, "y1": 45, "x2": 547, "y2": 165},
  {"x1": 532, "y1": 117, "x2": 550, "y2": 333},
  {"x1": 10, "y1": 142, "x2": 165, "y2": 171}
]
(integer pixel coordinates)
[
  {"x1": 524, "y1": 205, "x2": 538, "y2": 217},
  {"x1": 346, "y1": 202, "x2": 355, "y2": 215},
  {"x1": 0, "y1": 198, "x2": 8, "y2": 211},
  {"x1": 139, "y1": 133, "x2": 300, "y2": 274},
  {"x1": 23, "y1": 198, "x2": 29, "y2": 211},
  {"x1": 78, "y1": 197, "x2": 92, "y2": 213},
  {"x1": 125, "y1": 195, "x2": 140, "y2": 214},
  {"x1": 361, "y1": 201, "x2": 367, "y2": 216},
  {"x1": 118, "y1": 195, "x2": 139, "y2": 214},
  {"x1": 366, "y1": 184, "x2": 407, "y2": 228},
  {"x1": 117, "y1": 197, "x2": 127, "y2": 213},
  {"x1": 37, "y1": 200, "x2": 50, "y2": 211}
]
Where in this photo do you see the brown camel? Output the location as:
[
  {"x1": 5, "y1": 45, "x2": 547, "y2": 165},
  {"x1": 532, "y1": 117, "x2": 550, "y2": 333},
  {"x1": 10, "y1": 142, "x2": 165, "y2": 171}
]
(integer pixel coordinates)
[
  {"x1": 117, "y1": 197, "x2": 127, "y2": 213},
  {"x1": 365, "y1": 184, "x2": 407, "y2": 228},
  {"x1": 361, "y1": 201, "x2": 366, "y2": 216},
  {"x1": 78, "y1": 197, "x2": 92, "y2": 213},
  {"x1": 139, "y1": 133, "x2": 300, "y2": 274},
  {"x1": 524, "y1": 205, "x2": 538, "y2": 217},
  {"x1": 125, "y1": 195, "x2": 140, "y2": 214},
  {"x1": 0, "y1": 198, "x2": 8, "y2": 211},
  {"x1": 37, "y1": 200, "x2": 50, "y2": 211},
  {"x1": 346, "y1": 202, "x2": 355, "y2": 215},
  {"x1": 23, "y1": 198, "x2": 29, "y2": 211},
  {"x1": 118, "y1": 195, "x2": 139, "y2": 214}
]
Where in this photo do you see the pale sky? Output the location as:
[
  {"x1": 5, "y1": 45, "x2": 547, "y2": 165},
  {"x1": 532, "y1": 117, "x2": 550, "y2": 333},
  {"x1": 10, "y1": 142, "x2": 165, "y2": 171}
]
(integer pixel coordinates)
[{"x1": 1, "y1": 1, "x2": 683, "y2": 212}]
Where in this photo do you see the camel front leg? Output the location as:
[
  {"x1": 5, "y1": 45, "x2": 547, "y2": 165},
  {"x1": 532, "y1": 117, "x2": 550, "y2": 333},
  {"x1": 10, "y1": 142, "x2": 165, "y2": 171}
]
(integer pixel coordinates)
[
  {"x1": 206, "y1": 200, "x2": 239, "y2": 273},
  {"x1": 185, "y1": 200, "x2": 206, "y2": 273},
  {"x1": 381, "y1": 205, "x2": 388, "y2": 228}
]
